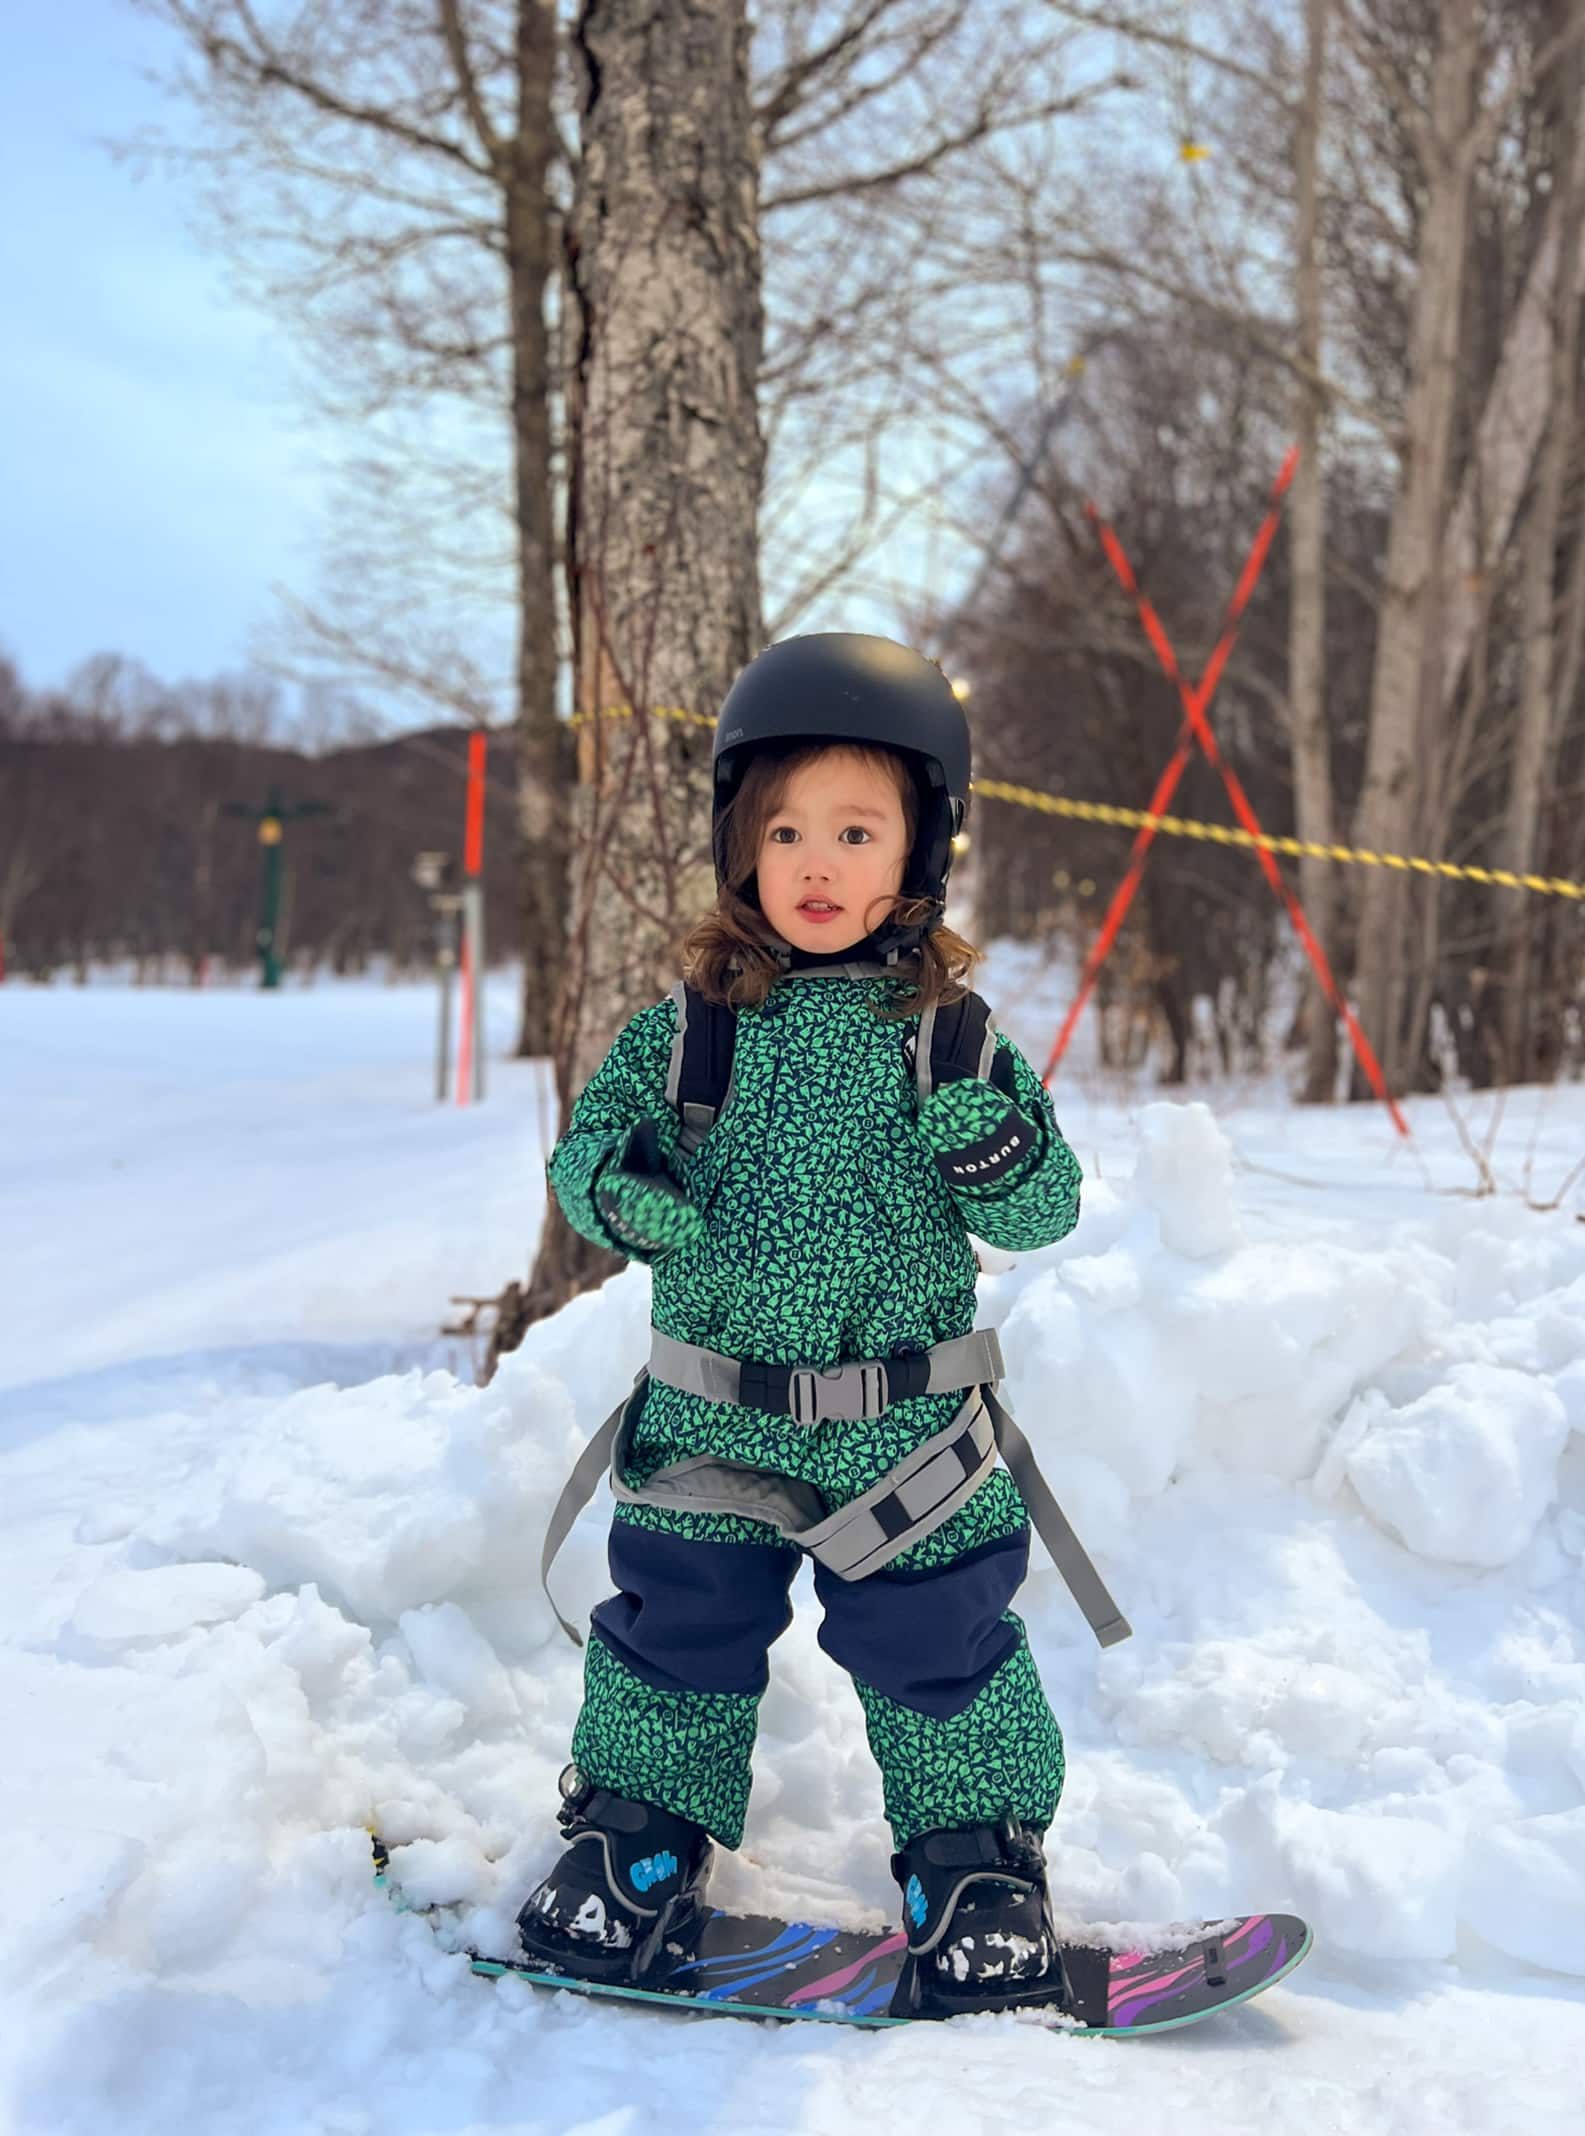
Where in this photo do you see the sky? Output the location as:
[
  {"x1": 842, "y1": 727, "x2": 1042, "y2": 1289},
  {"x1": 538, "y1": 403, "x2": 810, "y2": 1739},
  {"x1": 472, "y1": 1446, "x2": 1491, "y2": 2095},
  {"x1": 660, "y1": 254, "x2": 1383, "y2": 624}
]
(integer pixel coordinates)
[
  {"x1": 0, "y1": 5, "x2": 352, "y2": 704},
  {"x1": 0, "y1": 5, "x2": 961, "y2": 732}
]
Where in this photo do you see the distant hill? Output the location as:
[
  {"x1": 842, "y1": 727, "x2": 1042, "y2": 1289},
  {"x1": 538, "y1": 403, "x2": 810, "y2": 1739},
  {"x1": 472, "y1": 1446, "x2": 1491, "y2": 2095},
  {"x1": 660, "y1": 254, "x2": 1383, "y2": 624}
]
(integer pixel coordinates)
[{"x1": 0, "y1": 719, "x2": 521, "y2": 982}]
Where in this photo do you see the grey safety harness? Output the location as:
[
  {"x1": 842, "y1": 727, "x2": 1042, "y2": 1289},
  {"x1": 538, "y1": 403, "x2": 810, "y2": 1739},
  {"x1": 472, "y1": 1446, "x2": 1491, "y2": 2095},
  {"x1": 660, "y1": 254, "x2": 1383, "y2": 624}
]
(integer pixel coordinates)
[{"x1": 540, "y1": 962, "x2": 1130, "y2": 1653}]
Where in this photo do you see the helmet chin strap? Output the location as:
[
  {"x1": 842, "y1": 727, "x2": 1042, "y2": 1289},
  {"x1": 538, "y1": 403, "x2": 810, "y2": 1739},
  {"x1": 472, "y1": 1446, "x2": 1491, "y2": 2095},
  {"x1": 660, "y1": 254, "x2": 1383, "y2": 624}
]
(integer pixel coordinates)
[
  {"x1": 768, "y1": 891, "x2": 946, "y2": 971},
  {"x1": 864, "y1": 894, "x2": 946, "y2": 965}
]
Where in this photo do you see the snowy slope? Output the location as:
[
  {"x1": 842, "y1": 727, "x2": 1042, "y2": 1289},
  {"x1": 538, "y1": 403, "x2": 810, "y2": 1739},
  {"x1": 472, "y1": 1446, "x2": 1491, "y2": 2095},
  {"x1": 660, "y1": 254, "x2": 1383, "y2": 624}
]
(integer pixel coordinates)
[{"x1": 2, "y1": 958, "x2": 1583, "y2": 2135}]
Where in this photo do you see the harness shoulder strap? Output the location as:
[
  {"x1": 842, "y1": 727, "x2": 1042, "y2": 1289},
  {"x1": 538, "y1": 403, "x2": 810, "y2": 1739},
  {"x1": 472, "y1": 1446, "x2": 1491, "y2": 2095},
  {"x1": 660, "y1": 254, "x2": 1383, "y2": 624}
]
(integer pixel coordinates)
[
  {"x1": 905, "y1": 989, "x2": 1014, "y2": 1105},
  {"x1": 664, "y1": 981, "x2": 738, "y2": 1154},
  {"x1": 666, "y1": 977, "x2": 1011, "y2": 1146}
]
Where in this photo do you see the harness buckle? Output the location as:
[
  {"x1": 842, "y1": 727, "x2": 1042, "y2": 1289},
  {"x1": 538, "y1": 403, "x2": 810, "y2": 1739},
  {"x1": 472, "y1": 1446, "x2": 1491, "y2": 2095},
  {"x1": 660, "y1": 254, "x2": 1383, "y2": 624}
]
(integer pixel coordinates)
[
  {"x1": 787, "y1": 1369, "x2": 822, "y2": 1427},
  {"x1": 731, "y1": 1358, "x2": 892, "y2": 1427},
  {"x1": 782, "y1": 1361, "x2": 890, "y2": 1426}
]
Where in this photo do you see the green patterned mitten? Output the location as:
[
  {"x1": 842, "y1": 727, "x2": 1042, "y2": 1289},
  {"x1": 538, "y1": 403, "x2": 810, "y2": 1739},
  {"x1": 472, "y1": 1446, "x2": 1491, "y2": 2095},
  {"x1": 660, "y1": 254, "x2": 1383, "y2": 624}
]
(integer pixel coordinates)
[
  {"x1": 917, "y1": 1076, "x2": 1040, "y2": 1194},
  {"x1": 593, "y1": 1117, "x2": 708, "y2": 1258}
]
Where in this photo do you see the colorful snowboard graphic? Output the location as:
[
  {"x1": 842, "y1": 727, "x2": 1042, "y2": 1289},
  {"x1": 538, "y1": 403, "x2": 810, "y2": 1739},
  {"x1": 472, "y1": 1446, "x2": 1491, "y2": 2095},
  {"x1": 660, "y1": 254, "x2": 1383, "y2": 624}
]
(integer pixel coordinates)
[{"x1": 372, "y1": 1837, "x2": 1311, "y2": 2037}]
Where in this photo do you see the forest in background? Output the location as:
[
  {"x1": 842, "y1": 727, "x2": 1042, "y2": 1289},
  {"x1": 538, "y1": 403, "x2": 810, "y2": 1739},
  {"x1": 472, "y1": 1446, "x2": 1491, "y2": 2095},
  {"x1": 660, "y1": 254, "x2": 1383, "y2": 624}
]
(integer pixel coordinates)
[
  {"x1": 8, "y1": 1, "x2": 1585, "y2": 1131},
  {"x1": 0, "y1": 651, "x2": 518, "y2": 983}
]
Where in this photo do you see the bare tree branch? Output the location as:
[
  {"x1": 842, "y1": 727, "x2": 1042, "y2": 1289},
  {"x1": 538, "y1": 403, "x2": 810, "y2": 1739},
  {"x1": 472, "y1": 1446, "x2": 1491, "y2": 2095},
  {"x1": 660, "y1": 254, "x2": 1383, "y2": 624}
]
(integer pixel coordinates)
[
  {"x1": 763, "y1": 74, "x2": 1132, "y2": 211},
  {"x1": 437, "y1": 0, "x2": 504, "y2": 168},
  {"x1": 755, "y1": 0, "x2": 931, "y2": 141},
  {"x1": 1037, "y1": 1, "x2": 1298, "y2": 114}
]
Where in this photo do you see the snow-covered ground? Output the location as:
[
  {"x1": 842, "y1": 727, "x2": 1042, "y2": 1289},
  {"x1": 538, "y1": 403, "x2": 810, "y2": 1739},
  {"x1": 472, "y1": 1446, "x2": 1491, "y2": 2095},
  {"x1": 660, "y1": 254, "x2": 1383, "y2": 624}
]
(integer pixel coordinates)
[{"x1": 3, "y1": 951, "x2": 1583, "y2": 2135}]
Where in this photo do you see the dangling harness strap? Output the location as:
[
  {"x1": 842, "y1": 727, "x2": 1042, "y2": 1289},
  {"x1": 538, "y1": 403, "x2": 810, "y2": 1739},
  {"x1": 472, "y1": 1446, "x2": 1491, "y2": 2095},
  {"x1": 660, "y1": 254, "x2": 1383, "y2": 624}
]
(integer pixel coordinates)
[
  {"x1": 540, "y1": 1345, "x2": 1132, "y2": 1655},
  {"x1": 977, "y1": 1382, "x2": 1132, "y2": 1651}
]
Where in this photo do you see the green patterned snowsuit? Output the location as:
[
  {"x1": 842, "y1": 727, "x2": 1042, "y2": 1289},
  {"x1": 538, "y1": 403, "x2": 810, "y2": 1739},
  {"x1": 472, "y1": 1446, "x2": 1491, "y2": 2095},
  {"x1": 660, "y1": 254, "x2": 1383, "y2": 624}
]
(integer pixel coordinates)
[{"x1": 547, "y1": 969, "x2": 1082, "y2": 1851}]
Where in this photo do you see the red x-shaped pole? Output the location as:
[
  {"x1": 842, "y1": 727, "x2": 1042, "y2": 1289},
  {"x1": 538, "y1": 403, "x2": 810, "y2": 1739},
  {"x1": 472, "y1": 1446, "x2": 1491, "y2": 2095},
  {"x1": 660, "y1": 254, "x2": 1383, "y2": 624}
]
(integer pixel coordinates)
[{"x1": 1040, "y1": 447, "x2": 1409, "y2": 1139}]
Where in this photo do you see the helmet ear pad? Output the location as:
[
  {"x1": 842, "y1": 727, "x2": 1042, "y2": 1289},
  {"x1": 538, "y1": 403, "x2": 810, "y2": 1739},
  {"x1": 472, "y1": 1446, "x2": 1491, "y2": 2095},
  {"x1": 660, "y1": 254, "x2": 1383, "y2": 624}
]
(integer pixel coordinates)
[{"x1": 906, "y1": 759, "x2": 959, "y2": 906}]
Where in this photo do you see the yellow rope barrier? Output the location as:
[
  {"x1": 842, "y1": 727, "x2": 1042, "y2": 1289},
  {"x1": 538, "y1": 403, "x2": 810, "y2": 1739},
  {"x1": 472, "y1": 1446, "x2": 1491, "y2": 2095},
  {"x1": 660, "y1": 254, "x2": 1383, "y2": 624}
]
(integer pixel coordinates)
[
  {"x1": 567, "y1": 704, "x2": 1585, "y2": 905},
  {"x1": 570, "y1": 704, "x2": 709, "y2": 729},
  {"x1": 972, "y1": 779, "x2": 1585, "y2": 904}
]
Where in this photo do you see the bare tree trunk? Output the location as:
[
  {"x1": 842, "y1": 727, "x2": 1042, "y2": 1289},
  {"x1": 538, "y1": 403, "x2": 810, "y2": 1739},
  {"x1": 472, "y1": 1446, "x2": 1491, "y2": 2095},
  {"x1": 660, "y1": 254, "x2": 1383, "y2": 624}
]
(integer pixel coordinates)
[
  {"x1": 1437, "y1": 117, "x2": 1585, "y2": 720},
  {"x1": 189, "y1": 792, "x2": 219, "y2": 984},
  {"x1": 1291, "y1": 0, "x2": 1336, "y2": 1105},
  {"x1": 1410, "y1": 500, "x2": 1499, "y2": 1089},
  {"x1": 0, "y1": 757, "x2": 43, "y2": 961},
  {"x1": 1496, "y1": 33, "x2": 1585, "y2": 1080},
  {"x1": 1553, "y1": 444, "x2": 1585, "y2": 736},
  {"x1": 508, "y1": 0, "x2": 572, "y2": 1059},
  {"x1": 500, "y1": 0, "x2": 767, "y2": 1346},
  {"x1": 1349, "y1": 0, "x2": 1481, "y2": 1098}
]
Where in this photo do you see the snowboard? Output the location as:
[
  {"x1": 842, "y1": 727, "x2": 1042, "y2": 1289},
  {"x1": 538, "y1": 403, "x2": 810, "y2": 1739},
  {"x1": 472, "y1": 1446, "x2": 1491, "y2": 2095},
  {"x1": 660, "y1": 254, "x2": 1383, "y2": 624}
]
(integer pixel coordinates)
[{"x1": 372, "y1": 1835, "x2": 1311, "y2": 2037}]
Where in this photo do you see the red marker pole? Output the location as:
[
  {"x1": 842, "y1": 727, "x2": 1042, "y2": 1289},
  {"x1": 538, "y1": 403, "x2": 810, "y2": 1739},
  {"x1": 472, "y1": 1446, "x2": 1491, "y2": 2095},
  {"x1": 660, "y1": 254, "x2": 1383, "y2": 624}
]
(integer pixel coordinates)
[
  {"x1": 455, "y1": 730, "x2": 488, "y2": 1105},
  {"x1": 1042, "y1": 453, "x2": 1299, "y2": 1087},
  {"x1": 1070, "y1": 460, "x2": 1407, "y2": 1139}
]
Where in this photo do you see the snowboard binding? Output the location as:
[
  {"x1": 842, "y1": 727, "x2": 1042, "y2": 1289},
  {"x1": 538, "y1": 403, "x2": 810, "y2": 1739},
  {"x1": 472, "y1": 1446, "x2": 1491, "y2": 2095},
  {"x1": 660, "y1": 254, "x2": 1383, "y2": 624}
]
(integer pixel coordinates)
[
  {"x1": 889, "y1": 1815, "x2": 1071, "y2": 2020},
  {"x1": 515, "y1": 1763, "x2": 714, "y2": 1986}
]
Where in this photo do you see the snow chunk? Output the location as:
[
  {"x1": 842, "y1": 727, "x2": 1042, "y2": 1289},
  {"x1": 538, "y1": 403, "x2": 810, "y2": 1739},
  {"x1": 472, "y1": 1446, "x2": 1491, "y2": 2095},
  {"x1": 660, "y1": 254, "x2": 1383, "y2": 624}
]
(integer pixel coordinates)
[
  {"x1": 1220, "y1": 1778, "x2": 1460, "y2": 1961},
  {"x1": 4, "y1": 1826, "x2": 147, "y2": 1983},
  {"x1": 1167, "y1": 1242, "x2": 1434, "y2": 1480},
  {"x1": 1341, "y1": 1364, "x2": 1571, "y2": 1567},
  {"x1": 397, "y1": 1602, "x2": 522, "y2": 1728},
  {"x1": 139, "y1": 1360, "x2": 585, "y2": 1635},
  {"x1": 1133, "y1": 1101, "x2": 1244, "y2": 1258},
  {"x1": 1554, "y1": 1357, "x2": 1585, "y2": 1438},
  {"x1": 69, "y1": 1563, "x2": 265, "y2": 1648},
  {"x1": 999, "y1": 1266, "x2": 1194, "y2": 1497},
  {"x1": 1463, "y1": 1808, "x2": 1585, "y2": 1976}
]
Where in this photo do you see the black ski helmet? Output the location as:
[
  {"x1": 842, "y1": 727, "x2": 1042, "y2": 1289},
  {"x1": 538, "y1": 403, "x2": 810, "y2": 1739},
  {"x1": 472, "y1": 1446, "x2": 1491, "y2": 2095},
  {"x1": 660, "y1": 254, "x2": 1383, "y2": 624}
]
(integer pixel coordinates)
[{"x1": 711, "y1": 632, "x2": 971, "y2": 962}]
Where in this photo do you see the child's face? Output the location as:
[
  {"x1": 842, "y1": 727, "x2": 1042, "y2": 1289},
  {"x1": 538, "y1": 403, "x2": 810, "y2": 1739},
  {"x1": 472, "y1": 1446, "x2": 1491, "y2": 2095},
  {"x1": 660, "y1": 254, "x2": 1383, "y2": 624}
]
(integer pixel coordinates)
[{"x1": 755, "y1": 746, "x2": 910, "y2": 954}]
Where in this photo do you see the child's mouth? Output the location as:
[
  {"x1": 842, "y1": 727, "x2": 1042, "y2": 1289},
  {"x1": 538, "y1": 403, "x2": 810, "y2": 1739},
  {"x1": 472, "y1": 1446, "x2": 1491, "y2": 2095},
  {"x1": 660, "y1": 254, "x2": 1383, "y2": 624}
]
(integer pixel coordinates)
[{"x1": 797, "y1": 901, "x2": 842, "y2": 923}]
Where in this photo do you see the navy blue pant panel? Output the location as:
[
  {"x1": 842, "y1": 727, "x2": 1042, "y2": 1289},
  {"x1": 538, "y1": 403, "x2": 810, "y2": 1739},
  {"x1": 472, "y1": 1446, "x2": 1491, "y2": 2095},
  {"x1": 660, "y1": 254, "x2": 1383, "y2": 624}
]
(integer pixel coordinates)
[
  {"x1": 590, "y1": 1521, "x2": 800, "y2": 1697},
  {"x1": 812, "y1": 1529, "x2": 1028, "y2": 1719},
  {"x1": 589, "y1": 1518, "x2": 1029, "y2": 1721}
]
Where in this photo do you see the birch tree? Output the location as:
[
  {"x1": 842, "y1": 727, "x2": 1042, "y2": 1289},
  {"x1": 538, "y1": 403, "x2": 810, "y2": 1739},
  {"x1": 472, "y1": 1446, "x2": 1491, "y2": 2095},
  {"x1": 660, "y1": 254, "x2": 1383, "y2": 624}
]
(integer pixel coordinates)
[
  {"x1": 1494, "y1": 11, "x2": 1585, "y2": 1078},
  {"x1": 1289, "y1": 0, "x2": 1336, "y2": 1102},
  {"x1": 125, "y1": 0, "x2": 568, "y2": 1055},
  {"x1": 1340, "y1": 0, "x2": 1483, "y2": 1098},
  {"x1": 1344, "y1": 0, "x2": 1585, "y2": 1097}
]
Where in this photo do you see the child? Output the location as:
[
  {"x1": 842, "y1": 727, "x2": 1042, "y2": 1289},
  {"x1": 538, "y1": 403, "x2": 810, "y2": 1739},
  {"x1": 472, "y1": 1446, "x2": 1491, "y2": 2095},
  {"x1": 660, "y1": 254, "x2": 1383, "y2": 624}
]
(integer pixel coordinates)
[{"x1": 518, "y1": 632, "x2": 1085, "y2": 2015}]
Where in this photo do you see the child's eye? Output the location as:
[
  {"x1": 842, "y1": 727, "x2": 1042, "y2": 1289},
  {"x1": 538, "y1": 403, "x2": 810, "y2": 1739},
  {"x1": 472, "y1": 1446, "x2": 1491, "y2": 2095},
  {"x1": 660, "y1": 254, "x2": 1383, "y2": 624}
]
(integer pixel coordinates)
[{"x1": 766, "y1": 824, "x2": 872, "y2": 844}]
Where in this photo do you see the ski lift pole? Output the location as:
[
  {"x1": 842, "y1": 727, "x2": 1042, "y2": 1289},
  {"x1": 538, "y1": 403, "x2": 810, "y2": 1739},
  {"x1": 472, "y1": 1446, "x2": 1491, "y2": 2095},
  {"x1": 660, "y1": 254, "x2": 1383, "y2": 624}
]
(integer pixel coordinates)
[
  {"x1": 455, "y1": 730, "x2": 488, "y2": 1105},
  {"x1": 412, "y1": 852, "x2": 462, "y2": 1102},
  {"x1": 437, "y1": 909, "x2": 457, "y2": 1101},
  {"x1": 223, "y1": 785, "x2": 333, "y2": 989}
]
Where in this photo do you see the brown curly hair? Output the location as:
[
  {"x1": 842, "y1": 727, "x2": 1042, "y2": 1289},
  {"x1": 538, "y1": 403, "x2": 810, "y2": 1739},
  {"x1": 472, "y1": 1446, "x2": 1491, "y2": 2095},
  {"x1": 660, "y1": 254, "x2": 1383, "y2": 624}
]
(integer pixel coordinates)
[{"x1": 675, "y1": 739, "x2": 982, "y2": 1020}]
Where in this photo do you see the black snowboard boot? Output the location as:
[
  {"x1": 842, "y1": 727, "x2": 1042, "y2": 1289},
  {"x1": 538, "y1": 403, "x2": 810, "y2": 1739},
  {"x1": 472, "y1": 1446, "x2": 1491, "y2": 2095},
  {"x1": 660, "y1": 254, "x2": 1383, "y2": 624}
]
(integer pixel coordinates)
[
  {"x1": 890, "y1": 1815, "x2": 1069, "y2": 2018},
  {"x1": 515, "y1": 1763, "x2": 714, "y2": 1984}
]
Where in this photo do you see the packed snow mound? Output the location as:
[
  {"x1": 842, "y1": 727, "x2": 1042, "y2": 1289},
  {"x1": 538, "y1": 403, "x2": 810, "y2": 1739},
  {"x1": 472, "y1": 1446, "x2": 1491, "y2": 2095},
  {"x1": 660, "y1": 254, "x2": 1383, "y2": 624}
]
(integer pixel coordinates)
[
  {"x1": 990, "y1": 1101, "x2": 1443, "y2": 1502},
  {"x1": 1330, "y1": 1364, "x2": 1571, "y2": 1567},
  {"x1": 4, "y1": 974, "x2": 1585, "y2": 2134},
  {"x1": 11, "y1": 1095, "x2": 1580, "y2": 1986}
]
